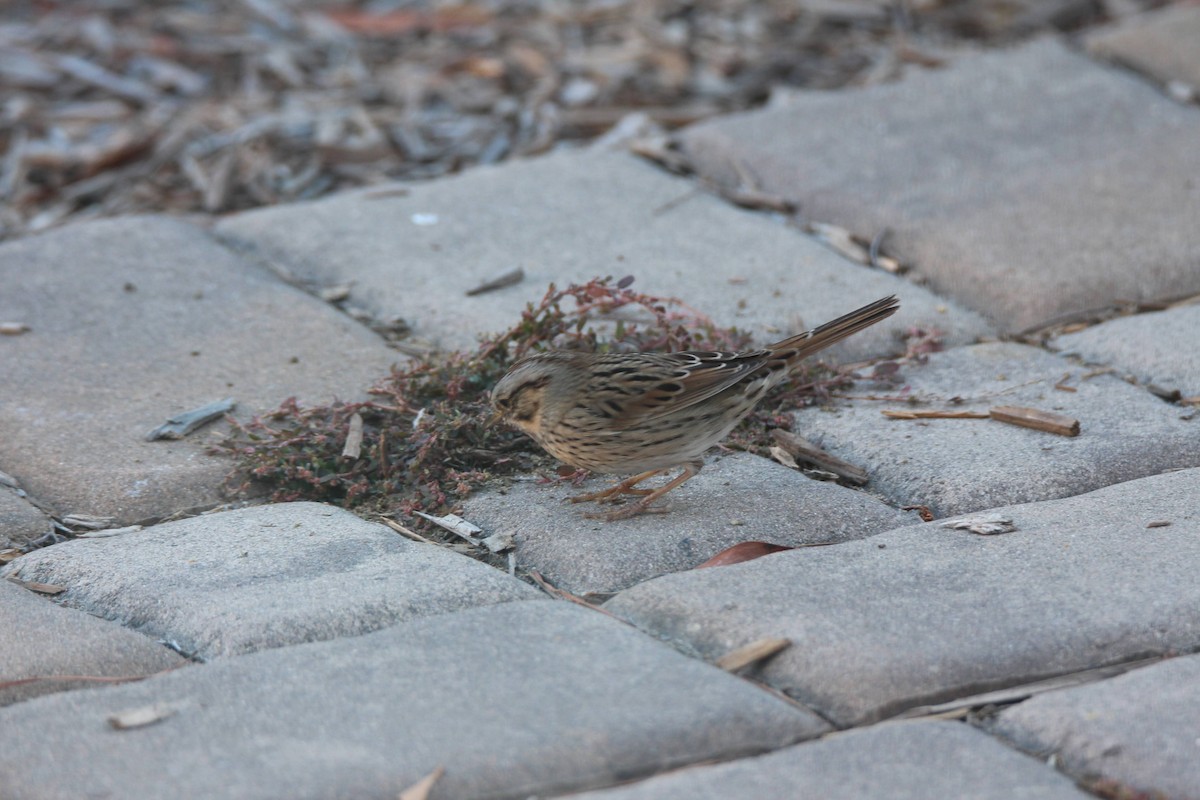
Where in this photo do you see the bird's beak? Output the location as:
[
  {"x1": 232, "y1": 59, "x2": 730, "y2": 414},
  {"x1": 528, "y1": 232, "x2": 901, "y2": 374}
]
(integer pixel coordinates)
[{"x1": 485, "y1": 408, "x2": 505, "y2": 429}]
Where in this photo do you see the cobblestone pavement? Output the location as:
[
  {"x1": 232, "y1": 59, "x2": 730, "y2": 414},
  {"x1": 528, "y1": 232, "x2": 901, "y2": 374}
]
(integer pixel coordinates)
[{"x1": 3, "y1": 9, "x2": 1199, "y2": 799}]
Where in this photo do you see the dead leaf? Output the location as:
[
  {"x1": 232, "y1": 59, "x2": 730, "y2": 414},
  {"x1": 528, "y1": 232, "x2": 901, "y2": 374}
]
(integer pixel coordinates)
[
  {"x1": 695, "y1": 541, "x2": 794, "y2": 569},
  {"x1": 399, "y1": 766, "x2": 445, "y2": 800}
]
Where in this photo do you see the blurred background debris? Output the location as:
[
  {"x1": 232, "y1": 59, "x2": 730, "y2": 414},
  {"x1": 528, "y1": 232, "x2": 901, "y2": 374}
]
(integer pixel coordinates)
[{"x1": 0, "y1": 0, "x2": 1164, "y2": 240}]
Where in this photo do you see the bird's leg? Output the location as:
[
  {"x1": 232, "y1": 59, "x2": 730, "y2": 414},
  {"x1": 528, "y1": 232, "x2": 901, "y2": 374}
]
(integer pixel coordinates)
[
  {"x1": 585, "y1": 461, "x2": 702, "y2": 522},
  {"x1": 569, "y1": 469, "x2": 664, "y2": 504}
]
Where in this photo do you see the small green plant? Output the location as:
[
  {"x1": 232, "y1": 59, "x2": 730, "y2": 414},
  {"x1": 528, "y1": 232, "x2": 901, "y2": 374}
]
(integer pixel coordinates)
[{"x1": 214, "y1": 276, "x2": 855, "y2": 521}]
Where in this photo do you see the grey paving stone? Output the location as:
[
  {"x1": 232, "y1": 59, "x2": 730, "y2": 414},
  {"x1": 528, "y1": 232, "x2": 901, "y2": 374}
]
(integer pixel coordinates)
[
  {"x1": 994, "y1": 654, "x2": 1200, "y2": 800},
  {"x1": 0, "y1": 484, "x2": 52, "y2": 550},
  {"x1": 0, "y1": 502, "x2": 540, "y2": 660},
  {"x1": 605, "y1": 468, "x2": 1200, "y2": 727},
  {"x1": 0, "y1": 579, "x2": 185, "y2": 707},
  {"x1": 570, "y1": 720, "x2": 1091, "y2": 800},
  {"x1": 789, "y1": 341, "x2": 1199, "y2": 517},
  {"x1": 678, "y1": 39, "x2": 1200, "y2": 333},
  {"x1": 0, "y1": 601, "x2": 828, "y2": 800},
  {"x1": 1086, "y1": 3, "x2": 1200, "y2": 90},
  {"x1": 1051, "y1": 303, "x2": 1200, "y2": 398},
  {"x1": 464, "y1": 451, "x2": 918, "y2": 596},
  {"x1": 216, "y1": 149, "x2": 992, "y2": 361},
  {"x1": 0, "y1": 216, "x2": 399, "y2": 526}
]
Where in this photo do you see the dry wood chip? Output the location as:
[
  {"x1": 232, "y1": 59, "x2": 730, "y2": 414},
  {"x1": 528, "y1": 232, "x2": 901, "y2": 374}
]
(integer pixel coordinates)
[
  {"x1": 341, "y1": 412, "x2": 364, "y2": 460},
  {"x1": 107, "y1": 703, "x2": 178, "y2": 731},
  {"x1": 146, "y1": 397, "x2": 236, "y2": 441},
  {"x1": 771, "y1": 428, "x2": 868, "y2": 485},
  {"x1": 0, "y1": 322, "x2": 30, "y2": 336},
  {"x1": 465, "y1": 267, "x2": 525, "y2": 296},
  {"x1": 941, "y1": 514, "x2": 1017, "y2": 536},
  {"x1": 60, "y1": 513, "x2": 116, "y2": 530},
  {"x1": 768, "y1": 445, "x2": 799, "y2": 469},
  {"x1": 412, "y1": 511, "x2": 482, "y2": 544},
  {"x1": 0, "y1": 549, "x2": 23, "y2": 564},
  {"x1": 398, "y1": 766, "x2": 445, "y2": 800},
  {"x1": 481, "y1": 531, "x2": 515, "y2": 553},
  {"x1": 989, "y1": 405, "x2": 1080, "y2": 437},
  {"x1": 1146, "y1": 520, "x2": 1172, "y2": 529},
  {"x1": 715, "y1": 637, "x2": 791, "y2": 672},
  {"x1": 76, "y1": 525, "x2": 144, "y2": 539}
]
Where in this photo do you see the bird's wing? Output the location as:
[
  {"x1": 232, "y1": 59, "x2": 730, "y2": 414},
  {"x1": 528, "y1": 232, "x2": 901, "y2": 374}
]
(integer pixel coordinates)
[{"x1": 583, "y1": 350, "x2": 770, "y2": 426}]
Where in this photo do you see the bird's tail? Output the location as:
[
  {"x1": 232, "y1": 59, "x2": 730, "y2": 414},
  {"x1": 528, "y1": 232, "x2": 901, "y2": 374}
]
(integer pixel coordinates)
[{"x1": 768, "y1": 295, "x2": 900, "y2": 362}]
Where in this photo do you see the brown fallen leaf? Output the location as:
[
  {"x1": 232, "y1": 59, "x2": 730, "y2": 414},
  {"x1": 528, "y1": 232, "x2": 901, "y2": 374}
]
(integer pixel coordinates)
[
  {"x1": 399, "y1": 765, "x2": 445, "y2": 800},
  {"x1": 695, "y1": 541, "x2": 794, "y2": 569}
]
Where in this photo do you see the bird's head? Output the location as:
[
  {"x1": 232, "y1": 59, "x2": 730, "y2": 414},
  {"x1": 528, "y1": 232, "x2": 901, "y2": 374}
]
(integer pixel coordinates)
[{"x1": 488, "y1": 357, "x2": 557, "y2": 437}]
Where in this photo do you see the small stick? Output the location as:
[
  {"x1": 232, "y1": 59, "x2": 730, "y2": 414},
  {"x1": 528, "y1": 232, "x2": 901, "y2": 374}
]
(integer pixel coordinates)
[
  {"x1": 715, "y1": 637, "x2": 791, "y2": 672},
  {"x1": 771, "y1": 429, "x2": 868, "y2": 485},
  {"x1": 527, "y1": 571, "x2": 623, "y2": 620},
  {"x1": 989, "y1": 405, "x2": 1080, "y2": 437},
  {"x1": 465, "y1": 267, "x2": 524, "y2": 296},
  {"x1": 378, "y1": 517, "x2": 435, "y2": 545},
  {"x1": 882, "y1": 410, "x2": 989, "y2": 420}
]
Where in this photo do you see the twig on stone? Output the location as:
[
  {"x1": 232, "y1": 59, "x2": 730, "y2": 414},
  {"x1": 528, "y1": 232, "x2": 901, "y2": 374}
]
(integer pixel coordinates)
[
  {"x1": 989, "y1": 405, "x2": 1080, "y2": 437},
  {"x1": 465, "y1": 267, "x2": 525, "y2": 296}
]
